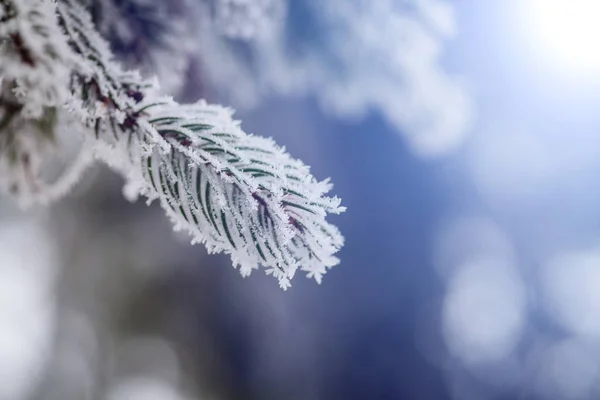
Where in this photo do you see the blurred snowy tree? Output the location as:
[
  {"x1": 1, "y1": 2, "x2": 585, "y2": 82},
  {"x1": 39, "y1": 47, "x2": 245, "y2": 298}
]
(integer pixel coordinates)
[{"x1": 89, "y1": 0, "x2": 471, "y2": 156}]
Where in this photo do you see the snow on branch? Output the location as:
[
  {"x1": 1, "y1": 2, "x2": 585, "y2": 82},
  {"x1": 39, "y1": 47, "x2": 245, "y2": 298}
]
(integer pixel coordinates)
[{"x1": 0, "y1": 0, "x2": 345, "y2": 288}]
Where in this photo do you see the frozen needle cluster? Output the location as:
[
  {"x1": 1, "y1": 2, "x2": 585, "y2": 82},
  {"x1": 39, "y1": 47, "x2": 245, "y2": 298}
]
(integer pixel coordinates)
[{"x1": 0, "y1": 0, "x2": 345, "y2": 288}]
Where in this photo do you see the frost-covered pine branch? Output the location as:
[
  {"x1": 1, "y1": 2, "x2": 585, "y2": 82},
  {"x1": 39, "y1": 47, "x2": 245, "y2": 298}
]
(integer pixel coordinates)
[{"x1": 0, "y1": 0, "x2": 345, "y2": 289}]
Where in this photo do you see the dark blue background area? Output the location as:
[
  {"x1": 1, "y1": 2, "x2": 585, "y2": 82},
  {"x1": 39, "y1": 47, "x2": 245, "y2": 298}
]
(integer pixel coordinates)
[{"x1": 198, "y1": 99, "x2": 458, "y2": 399}]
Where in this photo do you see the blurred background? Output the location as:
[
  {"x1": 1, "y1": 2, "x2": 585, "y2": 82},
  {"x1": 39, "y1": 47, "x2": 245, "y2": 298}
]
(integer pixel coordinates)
[{"x1": 5, "y1": 0, "x2": 600, "y2": 399}]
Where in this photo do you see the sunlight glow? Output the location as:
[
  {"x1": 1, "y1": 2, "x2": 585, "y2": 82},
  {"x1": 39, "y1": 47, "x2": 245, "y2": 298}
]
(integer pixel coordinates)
[{"x1": 526, "y1": 0, "x2": 600, "y2": 75}]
